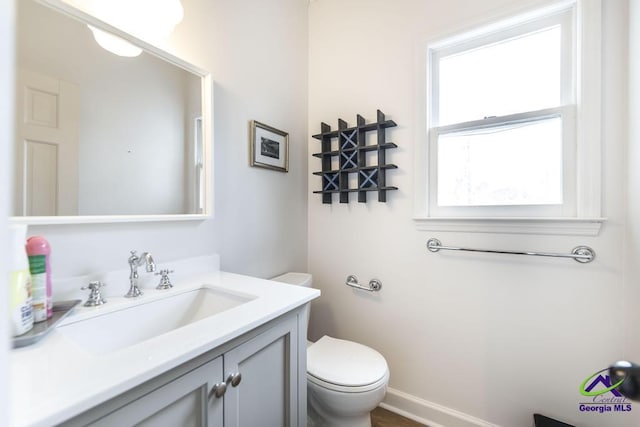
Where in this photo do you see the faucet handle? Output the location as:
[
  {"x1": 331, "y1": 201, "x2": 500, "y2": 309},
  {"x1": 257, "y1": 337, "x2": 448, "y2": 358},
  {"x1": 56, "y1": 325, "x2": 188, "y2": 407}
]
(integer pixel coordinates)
[
  {"x1": 155, "y1": 269, "x2": 174, "y2": 290},
  {"x1": 81, "y1": 281, "x2": 107, "y2": 307},
  {"x1": 81, "y1": 281, "x2": 105, "y2": 291}
]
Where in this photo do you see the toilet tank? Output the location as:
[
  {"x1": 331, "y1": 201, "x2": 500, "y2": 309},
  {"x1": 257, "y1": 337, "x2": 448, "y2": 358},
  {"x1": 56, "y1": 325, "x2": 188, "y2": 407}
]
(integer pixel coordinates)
[
  {"x1": 271, "y1": 272, "x2": 312, "y2": 288},
  {"x1": 271, "y1": 273, "x2": 313, "y2": 332}
]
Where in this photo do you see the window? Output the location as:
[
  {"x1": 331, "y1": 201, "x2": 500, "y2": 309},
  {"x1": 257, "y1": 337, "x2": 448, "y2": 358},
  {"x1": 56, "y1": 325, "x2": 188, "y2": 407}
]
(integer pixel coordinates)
[{"x1": 416, "y1": 0, "x2": 603, "y2": 235}]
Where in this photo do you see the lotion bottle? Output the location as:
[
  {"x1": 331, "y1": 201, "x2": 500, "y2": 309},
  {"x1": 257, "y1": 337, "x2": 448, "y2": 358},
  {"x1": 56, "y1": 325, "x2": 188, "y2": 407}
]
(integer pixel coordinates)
[
  {"x1": 9, "y1": 225, "x2": 33, "y2": 336},
  {"x1": 26, "y1": 236, "x2": 52, "y2": 321}
]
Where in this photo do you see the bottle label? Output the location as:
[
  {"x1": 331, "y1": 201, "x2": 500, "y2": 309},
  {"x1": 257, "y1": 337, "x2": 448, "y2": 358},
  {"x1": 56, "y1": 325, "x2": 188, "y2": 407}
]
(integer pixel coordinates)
[
  {"x1": 10, "y1": 269, "x2": 33, "y2": 336},
  {"x1": 28, "y1": 255, "x2": 47, "y2": 322},
  {"x1": 31, "y1": 273, "x2": 46, "y2": 322},
  {"x1": 28, "y1": 254, "x2": 46, "y2": 274}
]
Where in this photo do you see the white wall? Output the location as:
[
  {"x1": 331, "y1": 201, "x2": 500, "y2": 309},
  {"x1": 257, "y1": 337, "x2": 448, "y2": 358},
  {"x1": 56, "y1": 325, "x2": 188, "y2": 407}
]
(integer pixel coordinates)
[
  {"x1": 308, "y1": 1, "x2": 631, "y2": 426},
  {"x1": 166, "y1": 0, "x2": 310, "y2": 277},
  {"x1": 19, "y1": 0, "x2": 308, "y2": 283},
  {"x1": 1, "y1": 1, "x2": 15, "y2": 425}
]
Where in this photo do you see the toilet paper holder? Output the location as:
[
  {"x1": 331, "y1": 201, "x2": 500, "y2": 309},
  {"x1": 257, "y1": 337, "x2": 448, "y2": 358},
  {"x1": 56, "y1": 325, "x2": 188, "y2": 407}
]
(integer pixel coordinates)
[{"x1": 345, "y1": 275, "x2": 382, "y2": 292}]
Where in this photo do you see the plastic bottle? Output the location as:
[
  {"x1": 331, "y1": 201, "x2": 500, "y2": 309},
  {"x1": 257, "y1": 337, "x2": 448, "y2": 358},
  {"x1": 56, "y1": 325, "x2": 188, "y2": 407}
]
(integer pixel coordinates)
[
  {"x1": 26, "y1": 236, "x2": 52, "y2": 322},
  {"x1": 9, "y1": 225, "x2": 34, "y2": 336}
]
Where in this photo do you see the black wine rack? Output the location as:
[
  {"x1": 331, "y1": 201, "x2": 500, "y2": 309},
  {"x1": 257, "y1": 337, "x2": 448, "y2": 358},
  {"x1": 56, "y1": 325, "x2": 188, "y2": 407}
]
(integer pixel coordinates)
[{"x1": 312, "y1": 110, "x2": 398, "y2": 204}]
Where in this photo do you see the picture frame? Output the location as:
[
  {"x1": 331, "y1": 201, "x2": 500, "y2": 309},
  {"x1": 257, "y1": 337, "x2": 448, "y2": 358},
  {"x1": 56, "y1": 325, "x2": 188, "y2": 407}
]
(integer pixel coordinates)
[{"x1": 249, "y1": 120, "x2": 289, "y2": 172}]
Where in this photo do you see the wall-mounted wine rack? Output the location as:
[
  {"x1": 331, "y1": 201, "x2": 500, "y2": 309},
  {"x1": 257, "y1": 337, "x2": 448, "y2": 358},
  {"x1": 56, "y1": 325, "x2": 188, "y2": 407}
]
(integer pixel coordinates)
[{"x1": 312, "y1": 110, "x2": 398, "y2": 204}]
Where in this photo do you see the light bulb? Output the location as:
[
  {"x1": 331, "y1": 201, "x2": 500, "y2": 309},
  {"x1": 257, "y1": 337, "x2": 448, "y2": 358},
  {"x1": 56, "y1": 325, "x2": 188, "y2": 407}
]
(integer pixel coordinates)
[
  {"x1": 88, "y1": 25, "x2": 142, "y2": 57},
  {"x1": 83, "y1": 0, "x2": 183, "y2": 57}
]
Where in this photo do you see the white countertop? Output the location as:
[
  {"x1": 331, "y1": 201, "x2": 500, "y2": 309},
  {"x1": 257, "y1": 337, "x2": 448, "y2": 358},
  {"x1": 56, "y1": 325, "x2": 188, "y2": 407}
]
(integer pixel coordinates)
[{"x1": 9, "y1": 271, "x2": 320, "y2": 427}]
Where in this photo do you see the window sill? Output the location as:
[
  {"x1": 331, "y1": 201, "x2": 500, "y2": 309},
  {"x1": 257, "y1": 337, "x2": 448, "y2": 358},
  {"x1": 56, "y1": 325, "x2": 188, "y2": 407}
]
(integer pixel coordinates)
[{"x1": 412, "y1": 217, "x2": 605, "y2": 236}]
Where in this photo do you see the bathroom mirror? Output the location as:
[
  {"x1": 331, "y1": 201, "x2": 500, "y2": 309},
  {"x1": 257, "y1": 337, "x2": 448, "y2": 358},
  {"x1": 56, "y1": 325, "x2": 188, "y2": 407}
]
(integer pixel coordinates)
[{"x1": 12, "y1": 0, "x2": 212, "y2": 224}]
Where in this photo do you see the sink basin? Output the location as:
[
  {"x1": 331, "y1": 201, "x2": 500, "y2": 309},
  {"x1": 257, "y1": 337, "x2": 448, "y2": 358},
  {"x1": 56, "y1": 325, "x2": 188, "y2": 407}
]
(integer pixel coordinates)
[{"x1": 57, "y1": 287, "x2": 254, "y2": 354}]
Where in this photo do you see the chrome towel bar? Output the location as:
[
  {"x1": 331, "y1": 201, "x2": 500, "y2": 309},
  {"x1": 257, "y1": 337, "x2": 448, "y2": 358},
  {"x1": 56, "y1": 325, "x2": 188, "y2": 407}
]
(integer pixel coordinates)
[
  {"x1": 345, "y1": 275, "x2": 383, "y2": 292},
  {"x1": 426, "y1": 238, "x2": 595, "y2": 264}
]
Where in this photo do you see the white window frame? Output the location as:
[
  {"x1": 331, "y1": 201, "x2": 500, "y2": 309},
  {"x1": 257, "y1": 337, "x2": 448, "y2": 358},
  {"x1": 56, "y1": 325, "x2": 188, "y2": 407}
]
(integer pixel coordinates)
[{"x1": 413, "y1": 0, "x2": 604, "y2": 236}]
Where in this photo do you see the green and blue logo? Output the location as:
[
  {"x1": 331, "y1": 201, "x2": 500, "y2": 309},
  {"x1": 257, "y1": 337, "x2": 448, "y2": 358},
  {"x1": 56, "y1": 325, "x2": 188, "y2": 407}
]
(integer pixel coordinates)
[{"x1": 578, "y1": 368, "x2": 632, "y2": 414}]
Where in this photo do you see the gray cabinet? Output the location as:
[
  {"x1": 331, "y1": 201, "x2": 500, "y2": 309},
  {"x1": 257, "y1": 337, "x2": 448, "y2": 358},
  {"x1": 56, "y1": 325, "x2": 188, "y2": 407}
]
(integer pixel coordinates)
[
  {"x1": 223, "y1": 316, "x2": 298, "y2": 427},
  {"x1": 92, "y1": 356, "x2": 224, "y2": 427},
  {"x1": 62, "y1": 309, "x2": 304, "y2": 427}
]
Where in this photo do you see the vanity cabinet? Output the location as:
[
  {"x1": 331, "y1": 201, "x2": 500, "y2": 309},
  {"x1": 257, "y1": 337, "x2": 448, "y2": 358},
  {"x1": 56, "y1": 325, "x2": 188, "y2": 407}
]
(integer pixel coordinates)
[
  {"x1": 62, "y1": 310, "x2": 303, "y2": 427},
  {"x1": 223, "y1": 316, "x2": 298, "y2": 426},
  {"x1": 89, "y1": 356, "x2": 224, "y2": 427}
]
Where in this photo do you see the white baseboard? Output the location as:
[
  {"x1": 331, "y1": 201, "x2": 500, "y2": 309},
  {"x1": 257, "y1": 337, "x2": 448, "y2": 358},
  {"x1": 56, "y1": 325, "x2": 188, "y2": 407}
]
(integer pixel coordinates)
[{"x1": 381, "y1": 387, "x2": 499, "y2": 427}]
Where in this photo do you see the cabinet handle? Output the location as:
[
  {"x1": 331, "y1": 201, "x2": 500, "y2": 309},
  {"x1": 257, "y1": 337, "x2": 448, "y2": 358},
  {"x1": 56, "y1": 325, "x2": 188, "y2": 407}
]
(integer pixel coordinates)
[
  {"x1": 208, "y1": 382, "x2": 227, "y2": 399},
  {"x1": 226, "y1": 372, "x2": 242, "y2": 387}
]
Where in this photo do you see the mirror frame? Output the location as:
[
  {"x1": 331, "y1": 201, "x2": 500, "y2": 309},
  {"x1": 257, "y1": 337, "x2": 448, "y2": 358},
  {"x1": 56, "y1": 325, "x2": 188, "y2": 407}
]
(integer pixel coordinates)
[{"x1": 12, "y1": 0, "x2": 213, "y2": 225}]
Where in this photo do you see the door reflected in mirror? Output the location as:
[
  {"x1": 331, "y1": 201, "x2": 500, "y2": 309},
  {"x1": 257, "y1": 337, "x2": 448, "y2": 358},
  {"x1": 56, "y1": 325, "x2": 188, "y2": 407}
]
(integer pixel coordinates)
[{"x1": 14, "y1": 0, "x2": 211, "y2": 222}]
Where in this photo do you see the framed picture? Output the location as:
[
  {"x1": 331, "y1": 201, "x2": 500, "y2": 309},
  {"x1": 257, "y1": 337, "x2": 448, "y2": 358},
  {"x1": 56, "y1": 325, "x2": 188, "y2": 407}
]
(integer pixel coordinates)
[{"x1": 249, "y1": 120, "x2": 289, "y2": 172}]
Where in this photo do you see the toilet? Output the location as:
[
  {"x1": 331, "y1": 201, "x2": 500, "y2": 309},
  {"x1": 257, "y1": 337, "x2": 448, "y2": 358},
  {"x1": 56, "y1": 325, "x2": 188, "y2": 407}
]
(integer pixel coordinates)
[{"x1": 271, "y1": 272, "x2": 389, "y2": 427}]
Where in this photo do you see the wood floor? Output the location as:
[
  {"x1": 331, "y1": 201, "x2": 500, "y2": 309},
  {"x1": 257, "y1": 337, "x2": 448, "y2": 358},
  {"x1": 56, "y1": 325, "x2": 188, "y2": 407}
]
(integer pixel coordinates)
[{"x1": 371, "y1": 407, "x2": 427, "y2": 427}]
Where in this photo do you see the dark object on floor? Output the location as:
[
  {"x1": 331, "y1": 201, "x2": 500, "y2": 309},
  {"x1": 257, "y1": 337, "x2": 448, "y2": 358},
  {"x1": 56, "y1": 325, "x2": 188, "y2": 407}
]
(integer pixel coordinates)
[
  {"x1": 371, "y1": 407, "x2": 426, "y2": 427},
  {"x1": 533, "y1": 413, "x2": 575, "y2": 427}
]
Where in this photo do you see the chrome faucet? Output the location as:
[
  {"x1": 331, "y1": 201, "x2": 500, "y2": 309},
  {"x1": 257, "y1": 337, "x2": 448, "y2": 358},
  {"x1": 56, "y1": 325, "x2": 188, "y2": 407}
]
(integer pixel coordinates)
[{"x1": 125, "y1": 250, "x2": 156, "y2": 298}]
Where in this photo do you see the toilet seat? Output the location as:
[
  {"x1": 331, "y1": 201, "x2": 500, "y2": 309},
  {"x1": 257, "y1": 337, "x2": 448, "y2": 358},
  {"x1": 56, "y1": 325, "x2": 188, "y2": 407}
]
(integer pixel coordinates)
[
  {"x1": 307, "y1": 336, "x2": 389, "y2": 393},
  {"x1": 307, "y1": 370, "x2": 389, "y2": 393}
]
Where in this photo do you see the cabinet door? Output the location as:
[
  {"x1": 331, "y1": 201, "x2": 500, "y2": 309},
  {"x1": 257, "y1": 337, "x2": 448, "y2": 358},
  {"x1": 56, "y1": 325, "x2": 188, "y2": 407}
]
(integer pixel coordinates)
[
  {"x1": 90, "y1": 356, "x2": 224, "y2": 427},
  {"x1": 223, "y1": 315, "x2": 298, "y2": 427}
]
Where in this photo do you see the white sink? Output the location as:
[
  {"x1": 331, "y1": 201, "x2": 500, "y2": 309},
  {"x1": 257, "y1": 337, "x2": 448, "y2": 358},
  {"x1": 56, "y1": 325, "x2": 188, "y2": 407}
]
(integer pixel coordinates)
[{"x1": 57, "y1": 287, "x2": 254, "y2": 354}]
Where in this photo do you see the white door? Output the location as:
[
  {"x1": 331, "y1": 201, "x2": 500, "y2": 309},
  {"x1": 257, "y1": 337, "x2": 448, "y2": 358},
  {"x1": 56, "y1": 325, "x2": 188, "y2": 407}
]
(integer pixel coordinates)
[{"x1": 15, "y1": 69, "x2": 79, "y2": 216}]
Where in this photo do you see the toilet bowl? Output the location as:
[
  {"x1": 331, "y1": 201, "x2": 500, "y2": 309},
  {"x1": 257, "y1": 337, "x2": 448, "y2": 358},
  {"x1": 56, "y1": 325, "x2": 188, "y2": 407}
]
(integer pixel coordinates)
[{"x1": 271, "y1": 273, "x2": 389, "y2": 427}]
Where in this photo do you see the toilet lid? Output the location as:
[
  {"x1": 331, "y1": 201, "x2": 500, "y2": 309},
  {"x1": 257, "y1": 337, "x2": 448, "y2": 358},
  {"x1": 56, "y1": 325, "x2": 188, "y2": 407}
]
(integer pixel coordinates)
[{"x1": 307, "y1": 336, "x2": 388, "y2": 387}]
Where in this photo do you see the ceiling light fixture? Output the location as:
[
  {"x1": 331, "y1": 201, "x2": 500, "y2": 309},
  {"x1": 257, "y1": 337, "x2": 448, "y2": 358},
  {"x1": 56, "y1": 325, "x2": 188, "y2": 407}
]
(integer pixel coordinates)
[
  {"x1": 81, "y1": 0, "x2": 183, "y2": 57},
  {"x1": 88, "y1": 26, "x2": 143, "y2": 57}
]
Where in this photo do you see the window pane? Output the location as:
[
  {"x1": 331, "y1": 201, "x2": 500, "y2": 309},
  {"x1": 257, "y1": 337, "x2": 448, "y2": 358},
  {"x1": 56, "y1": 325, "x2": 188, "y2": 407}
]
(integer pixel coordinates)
[
  {"x1": 438, "y1": 26, "x2": 561, "y2": 126},
  {"x1": 437, "y1": 117, "x2": 563, "y2": 206}
]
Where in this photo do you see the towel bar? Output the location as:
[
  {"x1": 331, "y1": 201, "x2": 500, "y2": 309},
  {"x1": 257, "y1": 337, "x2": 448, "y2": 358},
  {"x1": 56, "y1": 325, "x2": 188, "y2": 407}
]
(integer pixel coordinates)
[
  {"x1": 345, "y1": 275, "x2": 382, "y2": 292},
  {"x1": 426, "y1": 238, "x2": 595, "y2": 264}
]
